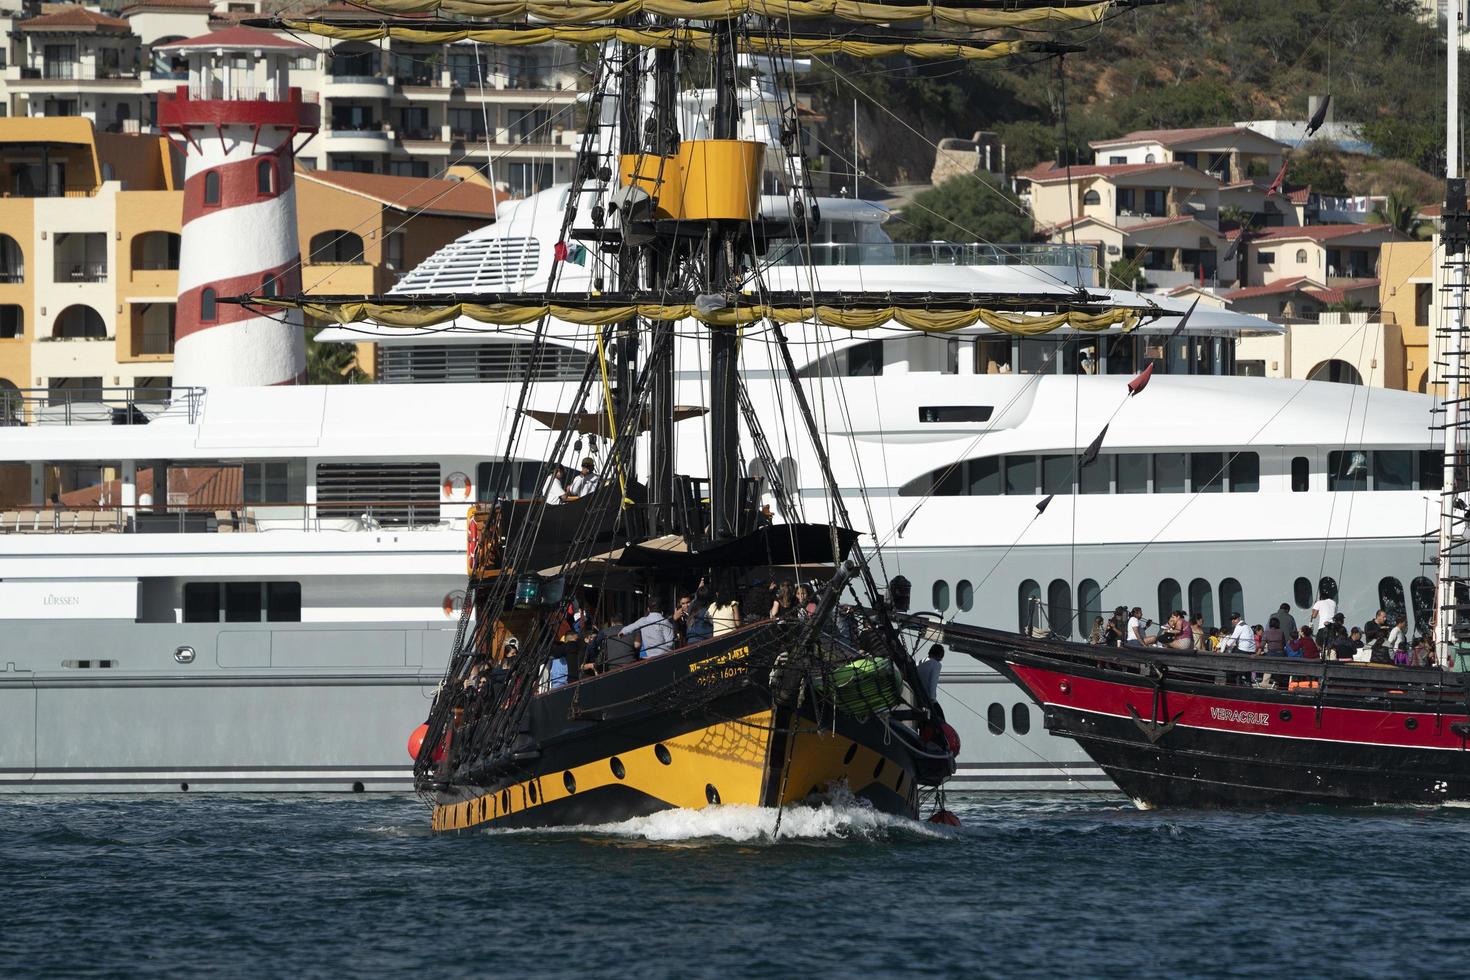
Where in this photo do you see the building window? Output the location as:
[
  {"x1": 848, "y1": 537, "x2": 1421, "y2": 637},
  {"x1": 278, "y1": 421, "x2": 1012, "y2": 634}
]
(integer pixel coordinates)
[
  {"x1": 1291, "y1": 456, "x2": 1310, "y2": 492},
  {"x1": 987, "y1": 702, "x2": 1005, "y2": 735},
  {"x1": 257, "y1": 159, "x2": 274, "y2": 195},
  {"x1": 309, "y1": 231, "x2": 366, "y2": 264},
  {"x1": 52, "y1": 304, "x2": 105, "y2": 339},
  {"x1": 1018, "y1": 579, "x2": 1041, "y2": 632},
  {"x1": 1294, "y1": 576, "x2": 1313, "y2": 610},
  {"x1": 1082, "y1": 189, "x2": 1101, "y2": 205},
  {"x1": 0, "y1": 234, "x2": 23, "y2": 282},
  {"x1": 932, "y1": 579, "x2": 950, "y2": 612},
  {"x1": 203, "y1": 170, "x2": 220, "y2": 205},
  {"x1": 1257, "y1": 251, "x2": 1275, "y2": 265},
  {"x1": 1295, "y1": 248, "x2": 1308, "y2": 263},
  {"x1": 259, "y1": 275, "x2": 276, "y2": 298},
  {"x1": 200, "y1": 288, "x2": 217, "y2": 322},
  {"x1": 956, "y1": 579, "x2": 974, "y2": 612},
  {"x1": 1308, "y1": 360, "x2": 1364, "y2": 385},
  {"x1": 1158, "y1": 578, "x2": 1182, "y2": 621},
  {"x1": 0, "y1": 305, "x2": 22, "y2": 339},
  {"x1": 1011, "y1": 703, "x2": 1031, "y2": 735}
]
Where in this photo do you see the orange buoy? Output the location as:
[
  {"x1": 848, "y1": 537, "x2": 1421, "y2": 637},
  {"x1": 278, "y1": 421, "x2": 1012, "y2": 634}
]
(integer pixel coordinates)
[
  {"x1": 928, "y1": 810, "x2": 961, "y2": 826},
  {"x1": 408, "y1": 723, "x2": 429, "y2": 761}
]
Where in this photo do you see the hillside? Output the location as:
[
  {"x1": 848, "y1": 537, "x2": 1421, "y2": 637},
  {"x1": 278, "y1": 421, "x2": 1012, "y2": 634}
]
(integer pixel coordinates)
[{"x1": 809, "y1": 0, "x2": 1453, "y2": 195}]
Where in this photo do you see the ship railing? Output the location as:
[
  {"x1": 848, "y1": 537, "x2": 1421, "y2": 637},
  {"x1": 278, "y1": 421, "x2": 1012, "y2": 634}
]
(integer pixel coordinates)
[
  {"x1": 0, "y1": 386, "x2": 203, "y2": 426},
  {"x1": 0, "y1": 499, "x2": 467, "y2": 534}
]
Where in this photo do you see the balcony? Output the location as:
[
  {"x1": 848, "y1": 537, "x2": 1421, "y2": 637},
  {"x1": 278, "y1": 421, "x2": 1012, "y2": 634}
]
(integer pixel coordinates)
[
  {"x1": 17, "y1": 63, "x2": 141, "y2": 85},
  {"x1": 59, "y1": 261, "x2": 108, "y2": 284},
  {"x1": 323, "y1": 74, "x2": 392, "y2": 98}
]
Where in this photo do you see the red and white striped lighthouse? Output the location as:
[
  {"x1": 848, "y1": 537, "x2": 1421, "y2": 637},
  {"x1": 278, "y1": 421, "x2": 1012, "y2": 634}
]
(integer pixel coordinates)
[{"x1": 157, "y1": 28, "x2": 319, "y2": 387}]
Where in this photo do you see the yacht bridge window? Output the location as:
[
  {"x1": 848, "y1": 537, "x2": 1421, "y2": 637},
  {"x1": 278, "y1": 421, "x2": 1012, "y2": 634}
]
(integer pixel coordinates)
[
  {"x1": 1327, "y1": 450, "x2": 1442, "y2": 491},
  {"x1": 900, "y1": 451, "x2": 1262, "y2": 496},
  {"x1": 183, "y1": 581, "x2": 301, "y2": 622}
]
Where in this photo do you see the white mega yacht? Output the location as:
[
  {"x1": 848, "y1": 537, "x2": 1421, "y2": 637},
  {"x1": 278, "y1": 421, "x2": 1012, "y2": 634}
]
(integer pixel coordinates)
[{"x1": 0, "y1": 185, "x2": 1437, "y2": 793}]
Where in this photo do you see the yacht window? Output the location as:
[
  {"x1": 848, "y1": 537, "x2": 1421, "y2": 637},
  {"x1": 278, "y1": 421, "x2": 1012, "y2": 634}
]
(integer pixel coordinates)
[
  {"x1": 1011, "y1": 703, "x2": 1031, "y2": 735},
  {"x1": 1154, "y1": 453, "x2": 1187, "y2": 493},
  {"x1": 1328, "y1": 450, "x2": 1368, "y2": 491},
  {"x1": 966, "y1": 457, "x2": 1001, "y2": 495},
  {"x1": 987, "y1": 703, "x2": 1005, "y2": 735},
  {"x1": 945, "y1": 339, "x2": 959, "y2": 375},
  {"x1": 1419, "y1": 450, "x2": 1444, "y2": 490},
  {"x1": 183, "y1": 581, "x2": 302, "y2": 623},
  {"x1": 1018, "y1": 579, "x2": 1041, "y2": 632},
  {"x1": 1411, "y1": 576, "x2": 1435, "y2": 634},
  {"x1": 1079, "y1": 455, "x2": 1111, "y2": 494},
  {"x1": 1291, "y1": 456, "x2": 1310, "y2": 492},
  {"x1": 1078, "y1": 578, "x2": 1103, "y2": 632},
  {"x1": 918, "y1": 405, "x2": 993, "y2": 423},
  {"x1": 1106, "y1": 335, "x2": 1135, "y2": 375},
  {"x1": 1041, "y1": 455, "x2": 1073, "y2": 495},
  {"x1": 1190, "y1": 452, "x2": 1224, "y2": 493},
  {"x1": 932, "y1": 580, "x2": 950, "y2": 612},
  {"x1": 476, "y1": 460, "x2": 544, "y2": 501},
  {"x1": 1378, "y1": 577, "x2": 1407, "y2": 626},
  {"x1": 827, "y1": 221, "x2": 860, "y2": 243},
  {"x1": 225, "y1": 581, "x2": 263, "y2": 622},
  {"x1": 846, "y1": 340, "x2": 883, "y2": 377},
  {"x1": 266, "y1": 582, "x2": 302, "y2": 622},
  {"x1": 1294, "y1": 577, "x2": 1313, "y2": 610},
  {"x1": 1075, "y1": 338, "x2": 1101, "y2": 376},
  {"x1": 182, "y1": 582, "x2": 220, "y2": 622},
  {"x1": 1373, "y1": 451, "x2": 1414, "y2": 491},
  {"x1": 1228, "y1": 452, "x2": 1260, "y2": 492},
  {"x1": 1017, "y1": 340, "x2": 1054, "y2": 375},
  {"x1": 975, "y1": 337, "x2": 1011, "y2": 375},
  {"x1": 956, "y1": 579, "x2": 974, "y2": 612},
  {"x1": 1005, "y1": 456, "x2": 1037, "y2": 495},
  {"x1": 1048, "y1": 579, "x2": 1073, "y2": 638},
  {"x1": 244, "y1": 461, "x2": 292, "y2": 503},
  {"x1": 1158, "y1": 578, "x2": 1182, "y2": 621},
  {"x1": 1189, "y1": 578, "x2": 1214, "y2": 628},
  {"x1": 1219, "y1": 578, "x2": 1244, "y2": 622},
  {"x1": 1116, "y1": 454, "x2": 1149, "y2": 494},
  {"x1": 1319, "y1": 577, "x2": 1338, "y2": 602}
]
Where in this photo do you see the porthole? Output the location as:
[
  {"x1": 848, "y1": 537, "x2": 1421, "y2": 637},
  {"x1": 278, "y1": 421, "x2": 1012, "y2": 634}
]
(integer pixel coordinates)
[
  {"x1": 987, "y1": 702, "x2": 1005, "y2": 735},
  {"x1": 654, "y1": 743, "x2": 672, "y2": 765},
  {"x1": 563, "y1": 771, "x2": 576, "y2": 794},
  {"x1": 873, "y1": 758, "x2": 886, "y2": 780},
  {"x1": 705, "y1": 783, "x2": 721, "y2": 804},
  {"x1": 1406, "y1": 717, "x2": 1419, "y2": 731},
  {"x1": 1280, "y1": 709, "x2": 1292, "y2": 722},
  {"x1": 842, "y1": 743, "x2": 858, "y2": 765},
  {"x1": 957, "y1": 579, "x2": 974, "y2": 611},
  {"x1": 351, "y1": 781, "x2": 365, "y2": 793},
  {"x1": 1293, "y1": 577, "x2": 1313, "y2": 610},
  {"x1": 610, "y1": 756, "x2": 626, "y2": 779},
  {"x1": 1011, "y1": 703, "x2": 1031, "y2": 735},
  {"x1": 933, "y1": 579, "x2": 950, "y2": 612},
  {"x1": 528, "y1": 782, "x2": 538, "y2": 804},
  {"x1": 180, "y1": 782, "x2": 189, "y2": 792}
]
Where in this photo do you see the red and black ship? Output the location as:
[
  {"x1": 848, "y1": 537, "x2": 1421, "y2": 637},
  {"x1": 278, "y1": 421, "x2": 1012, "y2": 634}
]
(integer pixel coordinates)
[{"x1": 933, "y1": 621, "x2": 1470, "y2": 807}]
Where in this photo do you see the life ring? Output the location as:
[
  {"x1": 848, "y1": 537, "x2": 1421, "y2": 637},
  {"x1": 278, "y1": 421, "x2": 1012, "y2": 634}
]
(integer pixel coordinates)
[
  {"x1": 443, "y1": 589, "x2": 466, "y2": 618},
  {"x1": 443, "y1": 471, "x2": 471, "y2": 501}
]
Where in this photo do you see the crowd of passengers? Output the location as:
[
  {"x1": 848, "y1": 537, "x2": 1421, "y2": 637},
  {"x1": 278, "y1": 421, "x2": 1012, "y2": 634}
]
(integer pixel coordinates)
[
  {"x1": 462, "y1": 577, "x2": 873, "y2": 697},
  {"x1": 1086, "y1": 587, "x2": 1434, "y2": 667}
]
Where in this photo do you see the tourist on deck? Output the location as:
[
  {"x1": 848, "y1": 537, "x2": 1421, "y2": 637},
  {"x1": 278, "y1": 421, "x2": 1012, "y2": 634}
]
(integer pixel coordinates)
[
  {"x1": 1165, "y1": 611, "x2": 1194, "y2": 651},
  {"x1": 620, "y1": 598, "x2": 676, "y2": 658},
  {"x1": 710, "y1": 591, "x2": 741, "y2": 636},
  {"x1": 1190, "y1": 613, "x2": 1207, "y2": 650},
  {"x1": 1332, "y1": 627, "x2": 1366, "y2": 662},
  {"x1": 1103, "y1": 607, "x2": 1128, "y2": 647},
  {"x1": 917, "y1": 644, "x2": 944, "y2": 700},
  {"x1": 835, "y1": 603, "x2": 857, "y2": 642},
  {"x1": 770, "y1": 581, "x2": 797, "y2": 619},
  {"x1": 685, "y1": 586, "x2": 715, "y2": 645},
  {"x1": 794, "y1": 584, "x2": 818, "y2": 620},
  {"x1": 1126, "y1": 606, "x2": 1151, "y2": 648},
  {"x1": 1223, "y1": 612, "x2": 1256, "y2": 653},
  {"x1": 1310, "y1": 589, "x2": 1338, "y2": 631},
  {"x1": 1276, "y1": 603, "x2": 1298, "y2": 638},
  {"x1": 1262, "y1": 617, "x2": 1287, "y2": 655},
  {"x1": 568, "y1": 457, "x2": 600, "y2": 497},
  {"x1": 1386, "y1": 616, "x2": 1410, "y2": 664},
  {"x1": 671, "y1": 594, "x2": 694, "y2": 647},
  {"x1": 1089, "y1": 616, "x2": 1106, "y2": 644},
  {"x1": 544, "y1": 463, "x2": 568, "y2": 505},
  {"x1": 1364, "y1": 609, "x2": 1389, "y2": 644},
  {"x1": 1288, "y1": 626, "x2": 1320, "y2": 659}
]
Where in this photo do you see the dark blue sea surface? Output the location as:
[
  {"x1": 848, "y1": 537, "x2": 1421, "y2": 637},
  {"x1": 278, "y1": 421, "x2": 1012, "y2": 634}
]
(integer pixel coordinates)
[{"x1": 4, "y1": 792, "x2": 1468, "y2": 978}]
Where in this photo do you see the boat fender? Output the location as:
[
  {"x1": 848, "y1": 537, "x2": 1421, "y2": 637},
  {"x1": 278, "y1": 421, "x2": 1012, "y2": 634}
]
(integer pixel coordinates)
[
  {"x1": 928, "y1": 810, "x2": 961, "y2": 827},
  {"x1": 407, "y1": 723, "x2": 446, "y2": 763}
]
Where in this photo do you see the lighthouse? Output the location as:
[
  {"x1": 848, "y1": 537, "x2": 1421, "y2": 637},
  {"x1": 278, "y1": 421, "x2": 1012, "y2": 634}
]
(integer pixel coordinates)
[{"x1": 156, "y1": 28, "x2": 319, "y2": 387}]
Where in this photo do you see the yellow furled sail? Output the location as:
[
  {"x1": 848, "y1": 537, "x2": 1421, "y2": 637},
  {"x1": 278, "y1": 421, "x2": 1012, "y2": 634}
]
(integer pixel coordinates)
[
  {"x1": 277, "y1": 19, "x2": 1032, "y2": 59},
  {"x1": 257, "y1": 298, "x2": 1138, "y2": 335},
  {"x1": 326, "y1": 0, "x2": 1113, "y2": 29}
]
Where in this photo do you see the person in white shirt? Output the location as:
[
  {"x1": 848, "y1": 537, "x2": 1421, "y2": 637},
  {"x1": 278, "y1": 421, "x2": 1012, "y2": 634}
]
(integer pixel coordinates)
[
  {"x1": 916, "y1": 644, "x2": 944, "y2": 700},
  {"x1": 543, "y1": 462, "x2": 567, "y2": 505},
  {"x1": 1126, "y1": 606, "x2": 1151, "y2": 648},
  {"x1": 1223, "y1": 612, "x2": 1257, "y2": 653},
  {"x1": 568, "y1": 456, "x2": 600, "y2": 497},
  {"x1": 1310, "y1": 592, "x2": 1337, "y2": 631}
]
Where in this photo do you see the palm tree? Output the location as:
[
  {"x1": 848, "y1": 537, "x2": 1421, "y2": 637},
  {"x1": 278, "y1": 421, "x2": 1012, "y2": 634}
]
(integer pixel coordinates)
[{"x1": 1369, "y1": 188, "x2": 1431, "y2": 239}]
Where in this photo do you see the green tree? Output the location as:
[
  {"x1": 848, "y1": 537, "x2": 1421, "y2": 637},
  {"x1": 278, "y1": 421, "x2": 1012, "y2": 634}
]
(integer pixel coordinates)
[
  {"x1": 306, "y1": 335, "x2": 370, "y2": 385},
  {"x1": 1368, "y1": 187, "x2": 1432, "y2": 239},
  {"x1": 886, "y1": 173, "x2": 1033, "y2": 244},
  {"x1": 1361, "y1": 117, "x2": 1444, "y2": 175},
  {"x1": 1287, "y1": 144, "x2": 1349, "y2": 197}
]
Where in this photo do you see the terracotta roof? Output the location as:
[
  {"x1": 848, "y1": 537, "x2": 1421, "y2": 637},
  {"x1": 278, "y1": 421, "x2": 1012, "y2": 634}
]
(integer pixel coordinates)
[
  {"x1": 1018, "y1": 161, "x2": 1183, "y2": 183},
  {"x1": 1288, "y1": 187, "x2": 1313, "y2": 205},
  {"x1": 1223, "y1": 223, "x2": 1399, "y2": 243},
  {"x1": 120, "y1": 0, "x2": 213, "y2": 11},
  {"x1": 1123, "y1": 215, "x2": 1216, "y2": 234},
  {"x1": 298, "y1": 169, "x2": 506, "y2": 218},
  {"x1": 1421, "y1": 203, "x2": 1444, "y2": 217},
  {"x1": 1090, "y1": 126, "x2": 1262, "y2": 149},
  {"x1": 1304, "y1": 278, "x2": 1380, "y2": 304},
  {"x1": 60, "y1": 466, "x2": 244, "y2": 509},
  {"x1": 1220, "y1": 276, "x2": 1317, "y2": 301},
  {"x1": 156, "y1": 26, "x2": 313, "y2": 50},
  {"x1": 20, "y1": 6, "x2": 131, "y2": 32}
]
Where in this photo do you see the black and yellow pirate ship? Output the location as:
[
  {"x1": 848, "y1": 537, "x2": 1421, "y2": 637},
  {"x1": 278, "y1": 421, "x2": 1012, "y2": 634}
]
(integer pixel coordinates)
[{"x1": 243, "y1": 0, "x2": 1168, "y2": 831}]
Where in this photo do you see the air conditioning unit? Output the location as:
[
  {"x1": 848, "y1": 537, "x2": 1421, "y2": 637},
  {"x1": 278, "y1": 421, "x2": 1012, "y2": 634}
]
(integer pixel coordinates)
[{"x1": 1106, "y1": 245, "x2": 1121, "y2": 256}]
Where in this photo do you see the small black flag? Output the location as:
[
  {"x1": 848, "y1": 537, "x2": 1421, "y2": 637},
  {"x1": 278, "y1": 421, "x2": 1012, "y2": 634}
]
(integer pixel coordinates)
[
  {"x1": 1036, "y1": 494, "x2": 1054, "y2": 515},
  {"x1": 1168, "y1": 297, "x2": 1200, "y2": 340},
  {"x1": 1081, "y1": 425, "x2": 1109, "y2": 467},
  {"x1": 1306, "y1": 94, "x2": 1331, "y2": 136}
]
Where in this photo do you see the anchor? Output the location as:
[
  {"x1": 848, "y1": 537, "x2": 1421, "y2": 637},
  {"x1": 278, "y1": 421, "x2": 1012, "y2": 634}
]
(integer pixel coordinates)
[{"x1": 1128, "y1": 667, "x2": 1182, "y2": 744}]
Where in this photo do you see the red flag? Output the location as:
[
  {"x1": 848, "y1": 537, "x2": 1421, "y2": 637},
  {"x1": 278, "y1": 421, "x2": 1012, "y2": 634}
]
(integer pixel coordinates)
[
  {"x1": 1127, "y1": 363, "x2": 1154, "y2": 396},
  {"x1": 553, "y1": 240, "x2": 569, "y2": 262},
  {"x1": 1266, "y1": 159, "x2": 1289, "y2": 197}
]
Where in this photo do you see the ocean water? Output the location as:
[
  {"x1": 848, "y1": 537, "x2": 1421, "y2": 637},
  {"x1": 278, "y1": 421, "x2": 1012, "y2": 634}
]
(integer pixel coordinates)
[{"x1": 4, "y1": 792, "x2": 1467, "y2": 979}]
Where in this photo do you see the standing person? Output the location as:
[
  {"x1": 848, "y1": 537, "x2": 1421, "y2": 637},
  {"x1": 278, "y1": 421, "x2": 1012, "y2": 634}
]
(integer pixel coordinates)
[
  {"x1": 1310, "y1": 589, "x2": 1338, "y2": 632},
  {"x1": 1262, "y1": 617, "x2": 1287, "y2": 655},
  {"x1": 1276, "y1": 603, "x2": 1298, "y2": 639},
  {"x1": 1222, "y1": 612, "x2": 1257, "y2": 653},
  {"x1": 619, "y1": 598, "x2": 676, "y2": 658},
  {"x1": 770, "y1": 581, "x2": 796, "y2": 619},
  {"x1": 671, "y1": 593, "x2": 694, "y2": 648},
  {"x1": 709, "y1": 590, "x2": 740, "y2": 637},
  {"x1": 917, "y1": 644, "x2": 944, "y2": 701},
  {"x1": 543, "y1": 462, "x2": 568, "y2": 505},
  {"x1": 1364, "y1": 609, "x2": 1388, "y2": 646},
  {"x1": 568, "y1": 456, "x2": 600, "y2": 497},
  {"x1": 1088, "y1": 616, "x2": 1106, "y2": 645},
  {"x1": 1126, "y1": 606, "x2": 1151, "y2": 648},
  {"x1": 1385, "y1": 616, "x2": 1409, "y2": 664}
]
